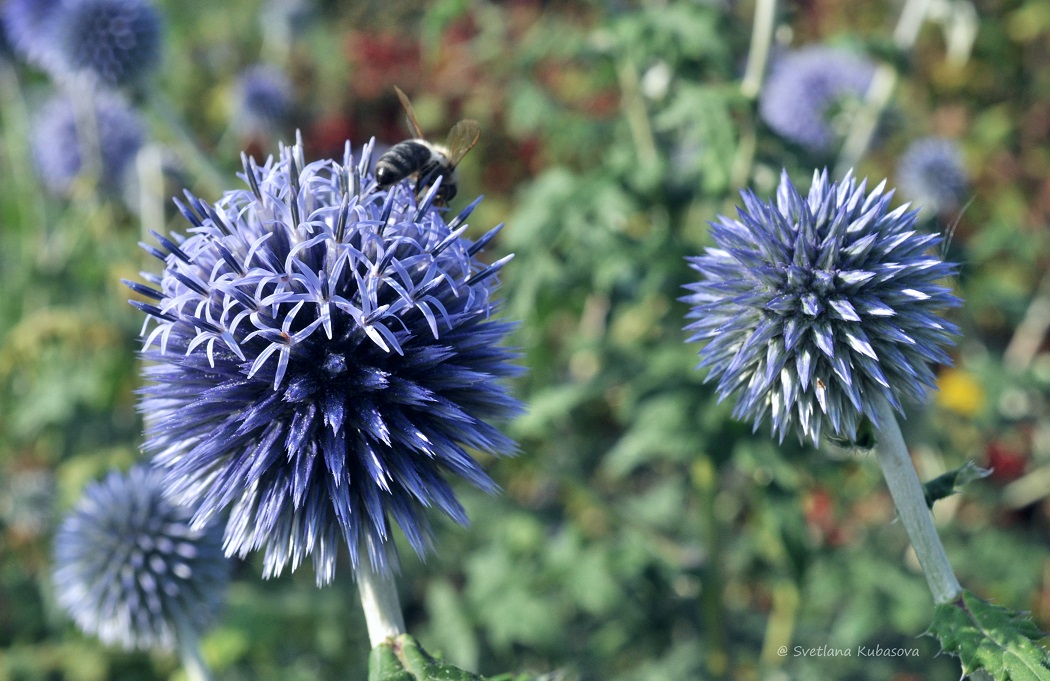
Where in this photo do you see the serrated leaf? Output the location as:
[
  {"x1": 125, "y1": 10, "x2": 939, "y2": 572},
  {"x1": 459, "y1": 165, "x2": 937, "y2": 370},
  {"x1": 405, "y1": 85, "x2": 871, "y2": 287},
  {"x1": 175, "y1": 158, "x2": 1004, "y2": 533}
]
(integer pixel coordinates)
[
  {"x1": 928, "y1": 590, "x2": 1050, "y2": 681},
  {"x1": 923, "y1": 461, "x2": 992, "y2": 508},
  {"x1": 368, "y1": 634, "x2": 541, "y2": 681}
]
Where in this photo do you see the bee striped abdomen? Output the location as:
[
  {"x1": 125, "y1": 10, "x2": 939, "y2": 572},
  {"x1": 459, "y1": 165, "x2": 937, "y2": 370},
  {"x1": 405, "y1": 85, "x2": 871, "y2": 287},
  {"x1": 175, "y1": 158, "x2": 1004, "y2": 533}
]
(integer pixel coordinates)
[{"x1": 375, "y1": 140, "x2": 438, "y2": 188}]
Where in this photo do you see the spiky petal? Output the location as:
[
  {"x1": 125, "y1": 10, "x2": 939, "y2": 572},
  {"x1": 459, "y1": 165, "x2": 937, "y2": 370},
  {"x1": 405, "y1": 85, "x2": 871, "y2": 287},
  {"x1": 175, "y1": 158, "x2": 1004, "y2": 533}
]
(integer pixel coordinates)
[
  {"x1": 683, "y1": 169, "x2": 961, "y2": 446},
  {"x1": 128, "y1": 135, "x2": 522, "y2": 585}
]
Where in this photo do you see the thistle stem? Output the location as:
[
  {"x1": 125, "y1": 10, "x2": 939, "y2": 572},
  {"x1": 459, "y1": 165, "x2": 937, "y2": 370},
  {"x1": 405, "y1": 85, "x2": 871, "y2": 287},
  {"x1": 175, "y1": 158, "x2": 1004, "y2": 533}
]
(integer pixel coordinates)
[
  {"x1": 355, "y1": 561, "x2": 406, "y2": 648},
  {"x1": 175, "y1": 621, "x2": 215, "y2": 681},
  {"x1": 872, "y1": 396, "x2": 962, "y2": 604},
  {"x1": 740, "y1": 0, "x2": 778, "y2": 100}
]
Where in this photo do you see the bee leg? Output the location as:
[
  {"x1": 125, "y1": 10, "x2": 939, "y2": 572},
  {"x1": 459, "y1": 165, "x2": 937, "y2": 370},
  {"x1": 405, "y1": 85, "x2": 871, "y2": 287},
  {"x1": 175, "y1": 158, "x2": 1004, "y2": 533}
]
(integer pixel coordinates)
[{"x1": 415, "y1": 166, "x2": 446, "y2": 206}]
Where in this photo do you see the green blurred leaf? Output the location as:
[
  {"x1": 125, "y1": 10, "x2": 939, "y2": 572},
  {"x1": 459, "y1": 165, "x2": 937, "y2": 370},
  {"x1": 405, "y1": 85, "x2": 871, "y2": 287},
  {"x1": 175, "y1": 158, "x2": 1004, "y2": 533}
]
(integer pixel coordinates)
[
  {"x1": 923, "y1": 461, "x2": 992, "y2": 508},
  {"x1": 369, "y1": 635, "x2": 538, "y2": 681},
  {"x1": 928, "y1": 591, "x2": 1050, "y2": 680}
]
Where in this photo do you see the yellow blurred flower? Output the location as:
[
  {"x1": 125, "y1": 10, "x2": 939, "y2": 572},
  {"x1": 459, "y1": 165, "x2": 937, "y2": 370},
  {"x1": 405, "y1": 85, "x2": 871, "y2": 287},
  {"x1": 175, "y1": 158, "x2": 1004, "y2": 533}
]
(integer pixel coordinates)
[{"x1": 936, "y1": 367, "x2": 985, "y2": 417}]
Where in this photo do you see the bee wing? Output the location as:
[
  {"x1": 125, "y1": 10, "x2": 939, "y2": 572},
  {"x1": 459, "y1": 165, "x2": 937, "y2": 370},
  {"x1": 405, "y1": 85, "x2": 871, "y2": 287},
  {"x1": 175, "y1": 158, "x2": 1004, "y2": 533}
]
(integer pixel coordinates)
[
  {"x1": 394, "y1": 86, "x2": 426, "y2": 139},
  {"x1": 444, "y1": 119, "x2": 481, "y2": 166}
]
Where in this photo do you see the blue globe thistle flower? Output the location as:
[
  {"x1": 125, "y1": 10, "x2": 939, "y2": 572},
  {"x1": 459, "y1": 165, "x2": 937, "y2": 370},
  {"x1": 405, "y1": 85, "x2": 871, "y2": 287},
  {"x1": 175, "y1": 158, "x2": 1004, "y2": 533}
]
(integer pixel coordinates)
[
  {"x1": 1, "y1": 0, "x2": 64, "y2": 70},
  {"x1": 126, "y1": 136, "x2": 522, "y2": 584},
  {"x1": 683, "y1": 169, "x2": 961, "y2": 446},
  {"x1": 53, "y1": 466, "x2": 228, "y2": 651},
  {"x1": 896, "y1": 137, "x2": 968, "y2": 215},
  {"x1": 31, "y1": 93, "x2": 145, "y2": 196},
  {"x1": 233, "y1": 65, "x2": 293, "y2": 137},
  {"x1": 759, "y1": 46, "x2": 875, "y2": 152},
  {"x1": 53, "y1": 0, "x2": 162, "y2": 88}
]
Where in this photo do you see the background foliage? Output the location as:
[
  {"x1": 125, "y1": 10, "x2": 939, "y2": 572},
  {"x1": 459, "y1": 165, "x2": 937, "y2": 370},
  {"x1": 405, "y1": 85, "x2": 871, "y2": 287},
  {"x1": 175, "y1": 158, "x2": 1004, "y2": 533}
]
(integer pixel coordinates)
[{"x1": 1, "y1": 0, "x2": 1049, "y2": 679}]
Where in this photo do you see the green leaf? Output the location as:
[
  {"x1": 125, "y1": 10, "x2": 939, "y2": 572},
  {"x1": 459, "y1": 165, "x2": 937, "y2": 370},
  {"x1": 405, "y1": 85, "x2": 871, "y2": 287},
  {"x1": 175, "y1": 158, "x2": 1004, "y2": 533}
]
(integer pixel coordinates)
[
  {"x1": 928, "y1": 590, "x2": 1050, "y2": 680},
  {"x1": 923, "y1": 461, "x2": 993, "y2": 508},
  {"x1": 368, "y1": 635, "x2": 541, "y2": 681}
]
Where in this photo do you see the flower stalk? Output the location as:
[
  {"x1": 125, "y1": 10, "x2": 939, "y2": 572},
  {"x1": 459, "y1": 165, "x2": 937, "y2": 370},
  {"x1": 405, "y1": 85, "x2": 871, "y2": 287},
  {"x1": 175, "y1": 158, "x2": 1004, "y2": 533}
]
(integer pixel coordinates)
[
  {"x1": 356, "y1": 562, "x2": 407, "y2": 648},
  {"x1": 176, "y1": 621, "x2": 215, "y2": 681},
  {"x1": 872, "y1": 395, "x2": 962, "y2": 604}
]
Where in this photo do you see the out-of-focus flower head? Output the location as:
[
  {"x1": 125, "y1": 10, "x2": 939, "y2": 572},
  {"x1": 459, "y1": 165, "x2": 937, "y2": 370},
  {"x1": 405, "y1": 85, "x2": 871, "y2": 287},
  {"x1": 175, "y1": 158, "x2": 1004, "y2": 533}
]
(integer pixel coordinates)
[
  {"x1": 2, "y1": 0, "x2": 64, "y2": 70},
  {"x1": 126, "y1": 135, "x2": 522, "y2": 584},
  {"x1": 53, "y1": 466, "x2": 228, "y2": 651},
  {"x1": 759, "y1": 46, "x2": 875, "y2": 152},
  {"x1": 896, "y1": 137, "x2": 968, "y2": 216},
  {"x1": 683, "y1": 169, "x2": 961, "y2": 446},
  {"x1": 0, "y1": 468, "x2": 55, "y2": 539},
  {"x1": 53, "y1": 0, "x2": 162, "y2": 88},
  {"x1": 232, "y1": 64, "x2": 293, "y2": 137},
  {"x1": 31, "y1": 93, "x2": 145, "y2": 196}
]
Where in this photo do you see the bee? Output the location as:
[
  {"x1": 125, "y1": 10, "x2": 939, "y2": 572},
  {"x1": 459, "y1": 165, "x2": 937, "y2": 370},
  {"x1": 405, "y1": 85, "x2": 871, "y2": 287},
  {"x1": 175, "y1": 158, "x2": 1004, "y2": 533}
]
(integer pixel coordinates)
[{"x1": 374, "y1": 86, "x2": 481, "y2": 206}]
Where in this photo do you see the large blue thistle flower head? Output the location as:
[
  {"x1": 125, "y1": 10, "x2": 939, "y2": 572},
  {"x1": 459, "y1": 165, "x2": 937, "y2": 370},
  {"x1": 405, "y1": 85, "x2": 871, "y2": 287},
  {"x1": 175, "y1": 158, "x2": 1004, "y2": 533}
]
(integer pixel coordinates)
[
  {"x1": 896, "y1": 137, "x2": 968, "y2": 216},
  {"x1": 53, "y1": 0, "x2": 163, "y2": 89},
  {"x1": 759, "y1": 46, "x2": 875, "y2": 152},
  {"x1": 683, "y1": 169, "x2": 961, "y2": 446},
  {"x1": 53, "y1": 466, "x2": 229, "y2": 651},
  {"x1": 31, "y1": 93, "x2": 145, "y2": 196},
  {"x1": 2, "y1": 0, "x2": 64, "y2": 70},
  {"x1": 126, "y1": 135, "x2": 522, "y2": 585}
]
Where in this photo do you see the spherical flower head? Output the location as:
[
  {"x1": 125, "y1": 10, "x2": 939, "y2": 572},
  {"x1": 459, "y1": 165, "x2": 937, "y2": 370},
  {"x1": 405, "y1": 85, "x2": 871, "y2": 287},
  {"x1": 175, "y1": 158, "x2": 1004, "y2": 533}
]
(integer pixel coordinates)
[
  {"x1": 2, "y1": 0, "x2": 64, "y2": 70},
  {"x1": 127, "y1": 136, "x2": 522, "y2": 585},
  {"x1": 53, "y1": 466, "x2": 229, "y2": 651},
  {"x1": 31, "y1": 93, "x2": 145, "y2": 196},
  {"x1": 233, "y1": 64, "x2": 293, "y2": 136},
  {"x1": 896, "y1": 137, "x2": 968, "y2": 215},
  {"x1": 54, "y1": 0, "x2": 162, "y2": 88},
  {"x1": 759, "y1": 46, "x2": 875, "y2": 152},
  {"x1": 683, "y1": 169, "x2": 961, "y2": 446}
]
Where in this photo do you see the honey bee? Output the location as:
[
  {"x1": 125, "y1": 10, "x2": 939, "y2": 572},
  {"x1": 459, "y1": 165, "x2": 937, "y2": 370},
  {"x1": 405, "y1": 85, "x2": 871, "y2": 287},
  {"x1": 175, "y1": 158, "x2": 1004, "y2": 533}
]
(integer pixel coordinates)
[{"x1": 374, "y1": 86, "x2": 481, "y2": 206}]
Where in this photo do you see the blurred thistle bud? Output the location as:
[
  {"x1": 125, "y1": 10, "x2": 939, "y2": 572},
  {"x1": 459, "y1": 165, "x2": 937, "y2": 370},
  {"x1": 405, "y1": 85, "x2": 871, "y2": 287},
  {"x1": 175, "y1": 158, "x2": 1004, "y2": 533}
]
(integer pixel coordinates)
[
  {"x1": 896, "y1": 137, "x2": 968, "y2": 217},
  {"x1": 53, "y1": 466, "x2": 229, "y2": 651},
  {"x1": 232, "y1": 64, "x2": 293, "y2": 138},
  {"x1": 31, "y1": 93, "x2": 145, "y2": 196},
  {"x1": 53, "y1": 0, "x2": 162, "y2": 89},
  {"x1": 1, "y1": 0, "x2": 64, "y2": 71},
  {"x1": 683, "y1": 169, "x2": 961, "y2": 446},
  {"x1": 759, "y1": 46, "x2": 875, "y2": 152},
  {"x1": 126, "y1": 135, "x2": 522, "y2": 585}
]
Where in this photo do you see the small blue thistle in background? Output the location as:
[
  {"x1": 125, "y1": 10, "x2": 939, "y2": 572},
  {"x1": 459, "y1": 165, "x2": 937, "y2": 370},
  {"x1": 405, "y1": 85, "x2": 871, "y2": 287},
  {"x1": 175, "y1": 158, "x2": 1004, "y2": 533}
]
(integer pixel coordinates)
[
  {"x1": 683, "y1": 169, "x2": 960, "y2": 446},
  {"x1": 31, "y1": 93, "x2": 145, "y2": 196},
  {"x1": 2, "y1": 0, "x2": 64, "y2": 71},
  {"x1": 53, "y1": 466, "x2": 228, "y2": 653},
  {"x1": 897, "y1": 137, "x2": 969, "y2": 217},
  {"x1": 126, "y1": 135, "x2": 521, "y2": 594},
  {"x1": 232, "y1": 64, "x2": 293, "y2": 138},
  {"x1": 759, "y1": 46, "x2": 875, "y2": 152},
  {"x1": 53, "y1": 0, "x2": 162, "y2": 89}
]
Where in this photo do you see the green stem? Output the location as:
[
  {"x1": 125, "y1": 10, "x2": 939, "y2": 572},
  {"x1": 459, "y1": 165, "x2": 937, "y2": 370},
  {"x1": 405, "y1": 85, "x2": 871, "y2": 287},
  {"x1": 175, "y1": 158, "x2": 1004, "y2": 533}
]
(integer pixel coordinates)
[
  {"x1": 176, "y1": 621, "x2": 214, "y2": 681},
  {"x1": 617, "y1": 58, "x2": 658, "y2": 167},
  {"x1": 732, "y1": 0, "x2": 777, "y2": 187},
  {"x1": 740, "y1": 0, "x2": 778, "y2": 100},
  {"x1": 872, "y1": 396, "x2": 962, "y2": 604},
  {"x1": 356, "y1": 560, "x2": 407, "y2": 648},
  {"x1": 693, "y1": 459, "x2": 729, "y2": 679}
]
